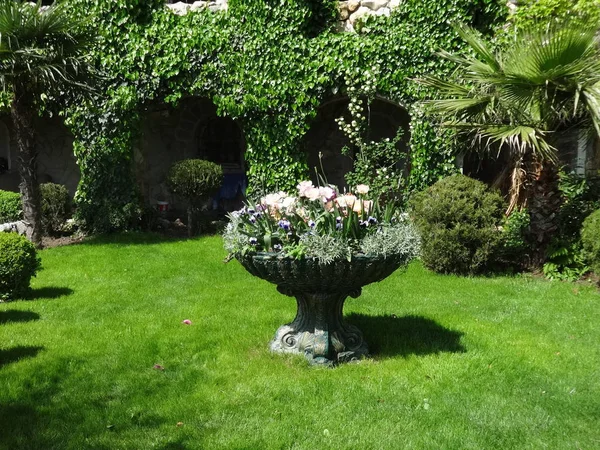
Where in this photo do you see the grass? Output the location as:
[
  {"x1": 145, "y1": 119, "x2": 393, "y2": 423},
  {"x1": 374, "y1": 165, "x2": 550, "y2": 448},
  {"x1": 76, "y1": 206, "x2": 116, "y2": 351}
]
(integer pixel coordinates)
[{"x1": 1, "y1": 233, "x2": 600, "y2": 449}]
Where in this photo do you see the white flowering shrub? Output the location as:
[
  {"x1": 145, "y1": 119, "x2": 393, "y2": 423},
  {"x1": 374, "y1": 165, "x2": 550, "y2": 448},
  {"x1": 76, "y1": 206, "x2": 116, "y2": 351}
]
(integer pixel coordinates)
[{"x1": 336, "y1": 67, "x2": 407, "y2": 204}]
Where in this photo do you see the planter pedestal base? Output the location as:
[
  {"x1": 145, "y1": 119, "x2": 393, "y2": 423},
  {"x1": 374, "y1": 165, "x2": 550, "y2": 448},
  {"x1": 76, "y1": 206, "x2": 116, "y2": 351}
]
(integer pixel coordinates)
[
  {"x1": 237, "y1": 254, "x2": 407, "y2": 366},
  {"x1": 270, "y1": 287, "x2": 368, "y2": 366}
]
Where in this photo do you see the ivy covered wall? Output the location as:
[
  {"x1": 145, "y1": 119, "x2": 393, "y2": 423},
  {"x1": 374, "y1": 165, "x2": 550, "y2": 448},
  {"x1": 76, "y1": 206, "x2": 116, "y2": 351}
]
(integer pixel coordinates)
[{"x1": 58, "y1": 0, "x2": 506, "y2": 231}]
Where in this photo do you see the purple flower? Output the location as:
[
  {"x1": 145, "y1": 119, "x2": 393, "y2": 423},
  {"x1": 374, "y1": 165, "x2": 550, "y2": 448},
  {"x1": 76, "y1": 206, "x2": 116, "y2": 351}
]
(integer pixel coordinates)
[
  {"x1": 308, "y1": 220, "x2": 316, "y2": 228},
  {"x1": 336, "y1": 216, "x2": 342, "y2": 224},
  {"x1": 249, "y1": 237, "x2": 258, "y2": 245},
  {"x1": 336, "y1": 222, "x2": 342, "y2": 230},
  {"x1": 273, "y1": 244, "x2": 282, "y2": 251},
  {"x1": 368, "y1": 216, "x2": 378, "y2": 225},
  {"x1": 249, "y1": 216, "x2": 256, "y2": 224},
  {"x1": 278, "y1": 219, "x2": 291, "y2": 231}
]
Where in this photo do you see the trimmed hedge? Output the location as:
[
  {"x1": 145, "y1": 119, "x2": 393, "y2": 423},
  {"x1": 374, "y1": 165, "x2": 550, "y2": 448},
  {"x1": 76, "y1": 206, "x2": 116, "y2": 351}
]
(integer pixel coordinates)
[
  {"x1": 0, "y1": 232, "x2": 41, "y2": 301},
  {"x1": 409, "y1": 174, "x2": 505, "y2": 275},
  {"x1": 167, "y1": 159, "x2": 224, "y2": 204},
  {"x1": 0, "y1": 190, "x2": 22, "y2": 223}
]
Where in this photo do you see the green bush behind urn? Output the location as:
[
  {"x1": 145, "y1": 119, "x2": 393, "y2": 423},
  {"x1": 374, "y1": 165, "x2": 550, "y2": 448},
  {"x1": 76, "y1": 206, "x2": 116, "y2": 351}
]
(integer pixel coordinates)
[
  {"x1": 0, "y1": 232, "x2": 41, "y2": 301},
  {"x1": 581, "y1": 209, "x2": 600, "y2": 278},
  {"x1": 0, "y1": 190, "x2": 22, "y2": 223},
  {"x1": 166, "y1": 159, "x2": 223, "y2": 236},
  {"x1": 40, "y1": 183, "x2": 72, "y2": 236},
  {"x1": 409, "y1": 174, "x2": 505, "y2": 275}
]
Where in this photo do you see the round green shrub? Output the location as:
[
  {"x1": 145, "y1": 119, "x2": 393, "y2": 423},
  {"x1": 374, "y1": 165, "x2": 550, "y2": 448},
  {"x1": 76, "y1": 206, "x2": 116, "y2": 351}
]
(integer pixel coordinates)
[
  {"x1": 0, "y1": 190, "x2": 22, "y2": 223},
  {"x1": 409, "y1": 174, "x2": 505, "y2": 275},
  {"x1": 40, "y1": 183, "x2": 72, "y2": 235},
  {"x1": 166, "y1": 159, "x2": 223, "y2": 203},
  {"x1": 581, "y1": 209, "x2": 600, "y2": 277},
  {"x1": 0, "y1": 232, "x2": 42, "y2": 301}
]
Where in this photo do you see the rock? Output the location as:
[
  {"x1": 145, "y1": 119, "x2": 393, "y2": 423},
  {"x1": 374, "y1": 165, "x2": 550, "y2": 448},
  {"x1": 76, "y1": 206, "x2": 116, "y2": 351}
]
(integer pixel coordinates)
[
  {"x1": 373, "y1": 7, "x2": 391, "y2": 16},
  {"x1": 347, "y1": 0, "x2": 360, "y2": 13},
  {"x1": 361, "y1": 0, "x2": 389, "y2": 11},
  {"x1": 339, "y1": 2, "x2": 350, "y2": 20},
  {"x1": 190, "y1": 1, "x2": 208, "y2": 11},
  {"x1": 168, "y1": 2, "x2": 191, "y2": 15},
  {"x1": 0, "y1": 221, "x2": 28, "y2": 235},
  {"x1": 349, "y1": 6, "x2": 372, "y2": 25}
]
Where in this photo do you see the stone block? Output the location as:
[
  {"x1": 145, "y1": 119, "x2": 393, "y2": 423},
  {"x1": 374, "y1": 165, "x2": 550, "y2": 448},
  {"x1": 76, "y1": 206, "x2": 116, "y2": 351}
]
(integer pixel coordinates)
[
  {"x1": 347, "y1": 0, "x2": 360, "y2": 13},
  {"x1": 349, "y1": 6, "x2": 372, "y2": 25},
  {"x1": 190, "y1": 1, "x2": 208, "y2": 11},
  {"x1": 361, "y1": 0, "x2": 389, "y2": 11},
  {"x1": 167, "y1": 2, "x2": 191, "y2": 15},
  {"x1": 339, "y1": 2, "x2": 350, "y2": 20}
]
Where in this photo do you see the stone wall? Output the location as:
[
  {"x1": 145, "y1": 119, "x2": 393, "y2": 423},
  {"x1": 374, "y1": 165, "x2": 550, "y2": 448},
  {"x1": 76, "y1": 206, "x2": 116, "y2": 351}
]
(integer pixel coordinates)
[
  {"x1": 166, "y1": 0, "x2": 401, "y2": 31},
  {"x1": 0, "y1": 118, "x2": 79, "y2": 196}
]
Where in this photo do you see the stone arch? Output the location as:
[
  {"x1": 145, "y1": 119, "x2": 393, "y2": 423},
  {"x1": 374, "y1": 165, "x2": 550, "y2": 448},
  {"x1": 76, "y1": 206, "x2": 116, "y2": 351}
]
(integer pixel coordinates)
[
  {"x1": 302, "y1": 96, "x2": 411, "y2": 190},
  {"x1": 139, "y1": 97, "x2": 246, "y2": 212}
]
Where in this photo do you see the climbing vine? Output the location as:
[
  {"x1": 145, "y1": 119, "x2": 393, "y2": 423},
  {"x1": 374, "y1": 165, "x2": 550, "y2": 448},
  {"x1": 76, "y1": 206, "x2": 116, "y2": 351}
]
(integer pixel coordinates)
[{"x1": 52, "y1": 0, "x2": 505, "y2": 231}]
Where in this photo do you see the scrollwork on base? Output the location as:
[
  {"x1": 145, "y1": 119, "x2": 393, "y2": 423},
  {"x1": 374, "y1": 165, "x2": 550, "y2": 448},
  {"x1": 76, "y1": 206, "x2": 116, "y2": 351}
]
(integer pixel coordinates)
[{"x1": 269, "y1": 291, "x2": 369, "y2": 366}]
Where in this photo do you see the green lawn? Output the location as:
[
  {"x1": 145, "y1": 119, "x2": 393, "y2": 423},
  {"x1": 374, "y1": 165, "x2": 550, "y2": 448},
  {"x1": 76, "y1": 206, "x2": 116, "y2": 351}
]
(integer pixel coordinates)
[{"x1": 1, "y1": 234, "x2": 599, "y2": 449}]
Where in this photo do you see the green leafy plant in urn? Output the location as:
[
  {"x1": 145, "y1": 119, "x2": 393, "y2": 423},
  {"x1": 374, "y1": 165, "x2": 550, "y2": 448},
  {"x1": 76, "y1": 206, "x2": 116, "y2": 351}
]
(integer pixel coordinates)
[{"x1": 224, "y1": 181, "x2": 420, "y2": 366}]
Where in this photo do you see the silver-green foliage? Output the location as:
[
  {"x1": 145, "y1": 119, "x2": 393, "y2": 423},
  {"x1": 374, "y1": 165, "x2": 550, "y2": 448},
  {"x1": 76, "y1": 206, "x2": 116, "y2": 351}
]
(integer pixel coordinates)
[
  {"x1": 298, "y1": 233, "x2": 351, "y2": 265},
  {"x1": 360, "y1": 220, "x2": 421, "y2": 259}
]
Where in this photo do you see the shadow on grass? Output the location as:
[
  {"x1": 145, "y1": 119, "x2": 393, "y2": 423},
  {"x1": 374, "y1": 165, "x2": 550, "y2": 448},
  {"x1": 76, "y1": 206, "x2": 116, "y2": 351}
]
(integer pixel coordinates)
[
  {"x1": 80, "y1": 232, "x2": 191, "y2": 247},
  {"x1": 347, "y1": 314, "x2": 465, "y2": 358},
  {"x1": 0, "y1": 310, "x2": 40, "y2": 324},
  {"x1": 0, "y1": 345, "x2": 43, "y2": 368},
  {"x1": 24, "y1": 286, "x2": 74, "y2": 301}
]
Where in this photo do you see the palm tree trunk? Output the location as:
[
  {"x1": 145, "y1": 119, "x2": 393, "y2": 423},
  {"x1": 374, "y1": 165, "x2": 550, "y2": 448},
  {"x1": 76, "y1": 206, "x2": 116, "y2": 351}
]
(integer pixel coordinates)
[
  {"x1": 10, "y1": 89, "x2": 43, "y2": 248},
  {"x1": 528, "y1": 162, "x2": 561, "y2": 266}
]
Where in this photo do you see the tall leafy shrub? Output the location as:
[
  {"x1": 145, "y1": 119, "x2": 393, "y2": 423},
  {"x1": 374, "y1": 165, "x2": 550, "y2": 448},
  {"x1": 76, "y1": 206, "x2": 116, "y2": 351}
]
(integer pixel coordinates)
[
  {"x1": 581, "y1": 209, "x2": 600, "y2": 279},
  {"x1": 409, "y1": 174, "x2": 505, "y2": 275},
  {"x1": 0, "y1": 190, "x2": 22, "y2": 223},
  {"x1": 40, "y1": 183, "x2": 72, "y2": 236}
]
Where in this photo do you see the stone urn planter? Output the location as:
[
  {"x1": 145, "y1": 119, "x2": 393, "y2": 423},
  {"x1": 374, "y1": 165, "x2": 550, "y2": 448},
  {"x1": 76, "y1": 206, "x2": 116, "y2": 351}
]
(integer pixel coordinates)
[{"x1": 237, "y1": 252, "x2": 408, "y2": 366}]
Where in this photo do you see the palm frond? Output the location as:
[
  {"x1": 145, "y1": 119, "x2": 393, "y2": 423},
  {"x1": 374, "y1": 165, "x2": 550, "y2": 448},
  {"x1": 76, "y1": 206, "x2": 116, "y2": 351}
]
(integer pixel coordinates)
[
  {"x1": 0, "y1": 0, "x2": 96, "y2": 92},
  {"x1": 453, "y1": 23, "x2": 501, "y2": 73}
]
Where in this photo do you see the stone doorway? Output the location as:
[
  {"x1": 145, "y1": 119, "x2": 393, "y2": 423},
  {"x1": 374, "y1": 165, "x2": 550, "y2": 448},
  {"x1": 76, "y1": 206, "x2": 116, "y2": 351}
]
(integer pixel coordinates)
[
  {"x1": 302, "y1": 96, "x2": 411, "y2": 191},
  {"x1": 139, "y1": 98, "x2": 246, "y2": 213}
]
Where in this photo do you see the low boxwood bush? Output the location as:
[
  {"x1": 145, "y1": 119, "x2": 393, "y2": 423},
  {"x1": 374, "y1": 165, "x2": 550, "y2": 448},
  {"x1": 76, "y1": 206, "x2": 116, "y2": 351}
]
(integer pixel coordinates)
[
  {"x1": 40, "y1": 183, "x2": 72, "y2": 235},
  {"x1": 581, "y1": 209, "x2": 600, "y2": 277},
  {"x1": 0, "y1": 232, "x2": 41, "y2": 301},
  {"x1": 409, "y1": 174, "x2": 505, "y2": 275},
  {"x1": 167, "y1": 159, "x2": 223, "y2": 236},
  {"x1": 0, "y1": 190, "x2": 22, "y2": 223}
]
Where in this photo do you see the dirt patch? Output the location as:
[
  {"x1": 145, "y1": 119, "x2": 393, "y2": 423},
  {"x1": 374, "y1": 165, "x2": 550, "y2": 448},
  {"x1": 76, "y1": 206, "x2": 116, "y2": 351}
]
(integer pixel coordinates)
[{"x1": 41, "y1": 235, "x2": 86, "y2": 249}]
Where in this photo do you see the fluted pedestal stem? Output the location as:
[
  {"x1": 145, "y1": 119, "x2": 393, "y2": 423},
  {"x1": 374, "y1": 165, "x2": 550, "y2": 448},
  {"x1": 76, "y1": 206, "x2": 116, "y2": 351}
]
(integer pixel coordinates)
[{"x1": 270, "y1": 287, "x2": 367, "y2": 366}]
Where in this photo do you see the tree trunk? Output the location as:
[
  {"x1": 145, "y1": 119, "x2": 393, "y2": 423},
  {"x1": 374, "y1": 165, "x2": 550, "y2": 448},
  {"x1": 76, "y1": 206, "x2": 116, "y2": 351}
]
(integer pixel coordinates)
[
  {"x1": 187, "y1": 205, "x2": 194, "y2": 238},
  {"x1": 528, "y1": 163, "x2": 562, "y2": 266},
  {"x1": 10, "y1": 88, "x2": 43, "y2": 248}
]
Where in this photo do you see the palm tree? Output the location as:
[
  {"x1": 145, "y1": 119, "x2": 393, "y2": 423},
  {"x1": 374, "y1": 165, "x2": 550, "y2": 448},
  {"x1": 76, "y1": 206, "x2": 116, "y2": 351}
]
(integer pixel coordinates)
[
  {"x1": 420, "y1": 23, "x2": 600, "y2": 255},
  {"x1": 0, "y1": 0, "x2": 94, "y2": 247}
]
